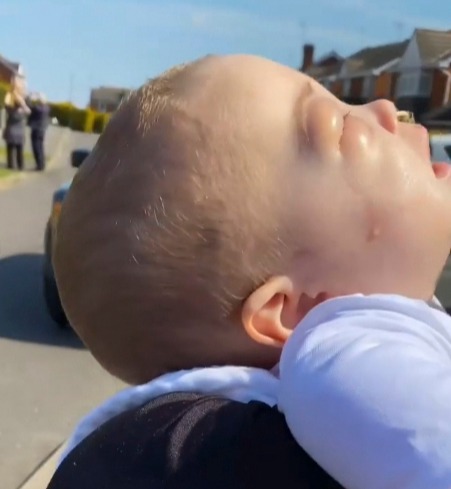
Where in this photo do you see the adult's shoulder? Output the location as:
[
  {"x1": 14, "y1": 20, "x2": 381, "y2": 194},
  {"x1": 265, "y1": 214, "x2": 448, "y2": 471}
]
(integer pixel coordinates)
[{"x1": 47, "y1": 392, "x2": 343, "y2": 489}]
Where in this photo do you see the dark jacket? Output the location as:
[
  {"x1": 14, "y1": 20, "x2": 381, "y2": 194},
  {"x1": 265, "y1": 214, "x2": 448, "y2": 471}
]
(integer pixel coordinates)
[
  {"x1": 47, "y1": 392, "x2": 344, "y2": 489},
  {"x1": 28, "y1": 104, "x2": 50, "y2": 136},
  {"x1": 3, "y1": 104, "x2": 27, "y2": 145}
]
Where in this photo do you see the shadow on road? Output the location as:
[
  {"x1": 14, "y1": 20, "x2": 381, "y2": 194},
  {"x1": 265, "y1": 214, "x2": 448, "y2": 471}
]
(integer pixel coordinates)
[{"x1": 0, "y1": 253, "x2": 84, "y2": 348}]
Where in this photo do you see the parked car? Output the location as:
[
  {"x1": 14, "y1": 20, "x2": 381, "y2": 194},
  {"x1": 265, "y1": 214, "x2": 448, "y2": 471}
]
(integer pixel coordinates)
[
  {"x1": 430, "y1": 134, "x2": 451, "y2": 163},
  {"x1": 43, "y1": 149, "x2": 90, "y2": 327}
]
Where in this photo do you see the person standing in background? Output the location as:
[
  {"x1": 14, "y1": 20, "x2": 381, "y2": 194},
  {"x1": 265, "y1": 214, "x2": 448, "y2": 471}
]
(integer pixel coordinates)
[
  {"x1": 28, "y1": 93, "x2": 50, "y2": 171},
  {"x1": 3, "y1": 76, "x2": 30, "y2": 170}
]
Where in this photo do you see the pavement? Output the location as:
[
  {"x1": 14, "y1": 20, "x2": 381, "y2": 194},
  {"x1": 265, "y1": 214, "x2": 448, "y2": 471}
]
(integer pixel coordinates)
[
  {"x1": 0, "y1": 130, "x2": 124, "y2": 489},
  {"x1": 18, "y1": 445, "x2": 64, "y2": 489}
]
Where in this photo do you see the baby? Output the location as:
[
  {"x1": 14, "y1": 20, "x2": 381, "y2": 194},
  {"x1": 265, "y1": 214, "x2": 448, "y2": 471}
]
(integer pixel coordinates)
[{"x1": 54, "y1": 55, "x2": 451, "y2": 488}]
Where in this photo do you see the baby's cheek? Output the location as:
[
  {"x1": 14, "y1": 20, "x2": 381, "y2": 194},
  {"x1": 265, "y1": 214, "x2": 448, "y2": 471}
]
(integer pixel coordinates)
[
  {"x1": 340, "y1": 125, "x2": 385, "y2": 198},
  {"x1": 339, "y1": 116, "x2": 372, "y2": 161}
]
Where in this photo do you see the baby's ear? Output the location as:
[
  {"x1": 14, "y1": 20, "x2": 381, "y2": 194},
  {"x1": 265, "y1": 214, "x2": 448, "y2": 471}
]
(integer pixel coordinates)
[
  {"x1": 242, "y1": 277, "x2": 330, "y2": 347},
  {"x1": 241, "y1": 276, "x2": 299, "y2": 347}
]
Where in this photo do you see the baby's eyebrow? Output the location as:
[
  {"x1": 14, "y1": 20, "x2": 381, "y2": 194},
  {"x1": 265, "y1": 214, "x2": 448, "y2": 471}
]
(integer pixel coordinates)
[
  {"x1": 293, "y1": 81, "x2": 314, "y2": 120},
  {"x1": 293, "y1": 81, "x2": 315, "y2": 147}
]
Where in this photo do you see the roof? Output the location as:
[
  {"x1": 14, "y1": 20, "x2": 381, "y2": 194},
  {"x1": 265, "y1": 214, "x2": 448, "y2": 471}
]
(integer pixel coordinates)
[
  {"x1": 343, "y1": 39, "x2": 409, "y2": 75},
  {"x1": 415, "y1": 29, "x2": 451, "y2": 63},
  {"x1": 304, "y1": 51, "x2": 344, "y2": 79},
  {"x1": 315, "y1": 50, "x2": 343, "y2": 64},
  {"x1": 90, "y1": 86, "x2": 131, "y2": 102},
  {"x1": 91, "y1": 86, "x2": 130, "y2": 95},
  {"x1": 0, "y1": 54, "x2": 20, "y2": 75},
  {"x1": 305, "y1": 61, "x2": 343, "y2": 79}
]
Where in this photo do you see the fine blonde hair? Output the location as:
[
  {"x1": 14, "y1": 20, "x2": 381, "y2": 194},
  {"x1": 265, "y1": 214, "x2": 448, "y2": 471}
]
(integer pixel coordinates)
[{"x1": 54, "y1": 60, "x2": 288, "y2": 383}]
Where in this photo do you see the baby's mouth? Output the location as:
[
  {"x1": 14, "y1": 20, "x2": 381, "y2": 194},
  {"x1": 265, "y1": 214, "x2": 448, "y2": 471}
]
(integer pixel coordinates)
[
  {"x1": 395, "y1": 111, "x2": 451, "y2": 179},
  {"x1": 396, "y1": 111, "x2": 415, "y2": 124}
]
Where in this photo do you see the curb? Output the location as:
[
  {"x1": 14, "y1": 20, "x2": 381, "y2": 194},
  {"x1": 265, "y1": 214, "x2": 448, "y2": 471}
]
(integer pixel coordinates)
[{"x1": 17, "y1": 444, "x2": 65, "y2": 489}]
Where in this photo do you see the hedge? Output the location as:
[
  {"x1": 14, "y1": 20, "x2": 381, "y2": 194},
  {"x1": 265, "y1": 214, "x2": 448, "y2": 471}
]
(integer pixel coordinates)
[
  {"x1": 49, "y1": 102, "x2": 75, "y2": 128},
  {"x1": 0, "y1": 94, "x2": 111, "y2": 133},
  {"x1": 71, "y1": 107, "x2": 96, "y2": 133},
  {"x1": 93, "y1": 112, "x2": 111, "y2": 133},
  {"x1": 49, "y1": 102, "x2": 112, "y2": 133}
]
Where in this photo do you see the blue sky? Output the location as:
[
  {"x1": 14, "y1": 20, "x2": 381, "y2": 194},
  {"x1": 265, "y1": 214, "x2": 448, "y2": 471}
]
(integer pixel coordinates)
[{"x1": 0, "y1": 0, "x2": 450, "y2": 106}]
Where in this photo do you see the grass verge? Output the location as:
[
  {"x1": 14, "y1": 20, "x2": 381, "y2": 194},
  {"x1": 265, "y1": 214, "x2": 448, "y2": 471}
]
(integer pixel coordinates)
[{"x1": 0, "y1": 167, "x2": 12, "y2": 178}]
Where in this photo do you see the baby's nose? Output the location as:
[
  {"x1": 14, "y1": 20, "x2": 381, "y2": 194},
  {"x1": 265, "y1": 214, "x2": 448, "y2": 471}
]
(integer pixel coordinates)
[{"x1": 366, "y1": 99, "x2": 398, "y2": 134}]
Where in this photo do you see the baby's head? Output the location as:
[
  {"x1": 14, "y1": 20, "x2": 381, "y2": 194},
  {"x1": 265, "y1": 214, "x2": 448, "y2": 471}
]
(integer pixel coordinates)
[{"x1": 54, "y1": 55, "x2": 451, "y2": 384}]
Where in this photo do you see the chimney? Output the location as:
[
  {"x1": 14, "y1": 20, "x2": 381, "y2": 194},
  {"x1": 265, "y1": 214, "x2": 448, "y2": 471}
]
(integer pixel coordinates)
[{"x1": 301, "y1": 44, "x2": 314, "y2": 72}]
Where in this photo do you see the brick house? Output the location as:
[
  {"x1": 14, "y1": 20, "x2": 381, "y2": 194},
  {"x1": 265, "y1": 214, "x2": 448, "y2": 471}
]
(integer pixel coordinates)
[
  {"x1": 337, "y1": 40, "x2": 408, "y2": 104},
  {"x1": 89, "y1": 86, "x2": 131, "y2": 113},
  {"x1": 301, "y1": 44, "x2": 344, "y2": 95},
  {"x1": 301, "y1": 28, "x2": 451, "y2": 123},
  {"x1": 301, "y1": 41, "x2": 407, "y2": 104},
  {"x1": 391, "y1": 29, "x2": 451, "y2": 121}
]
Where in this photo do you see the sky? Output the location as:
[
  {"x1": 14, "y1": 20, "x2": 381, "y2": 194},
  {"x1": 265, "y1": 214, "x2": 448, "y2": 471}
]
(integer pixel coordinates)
[{"x1": 0, "y1": 0, "x2": 450, "y2": 107}]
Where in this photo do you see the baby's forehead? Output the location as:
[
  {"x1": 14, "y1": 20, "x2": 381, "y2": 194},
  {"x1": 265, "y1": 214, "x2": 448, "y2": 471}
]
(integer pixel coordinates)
[{"x1": 192, "y1": 56, "x2": 319, "y2": 104}]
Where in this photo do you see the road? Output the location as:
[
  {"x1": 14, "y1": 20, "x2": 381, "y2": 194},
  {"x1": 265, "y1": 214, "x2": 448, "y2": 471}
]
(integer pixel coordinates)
[{"x1": 0, "y1": 131, "x2": 124, "y2": 489}]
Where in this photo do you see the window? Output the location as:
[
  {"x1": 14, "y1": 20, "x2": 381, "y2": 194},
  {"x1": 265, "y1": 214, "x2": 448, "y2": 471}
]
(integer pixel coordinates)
[
  {"x1": 343, "y1": 79, "x2": 351, "y2": 97},
  {"x1": 396, "y1": 71, "x2": 432, "y2": 97},
  {"x1": 362, "y1": 76, "x2": 375, "y2": 98},
  {"x1": 396, "y1": 73, "x2": 417, "y2": 96},
  {"x1": 418, "y1": 72, "x2": 432, "y2": 96}
]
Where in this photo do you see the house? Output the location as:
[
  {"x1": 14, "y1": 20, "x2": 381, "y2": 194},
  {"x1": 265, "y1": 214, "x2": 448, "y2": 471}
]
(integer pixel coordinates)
[
  {"x1": 300, "y1": 41, "x2": 407, "y2": 103},
  {"x1": 89, "y1": 86, "x2": 131, "y2": 113},
  {"x1": 338, "y1": 40, "x2": 409, "y2": 104},
  {"x1": 392, "y1": 29, "x2": 451, "y2": 121},
  {"x1": 301, "y1": 29, "x2": 451, "y2": 122},
  {"x1": 0, "y1": 54, "x2": 24, "y2": 85},
  {"x1": 301, "y1": 44, "x2": 344, "y2": 96}
]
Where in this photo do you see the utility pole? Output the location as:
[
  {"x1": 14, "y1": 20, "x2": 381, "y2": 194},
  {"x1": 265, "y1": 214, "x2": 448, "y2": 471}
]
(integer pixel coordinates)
[
  {"x1": 299, "y1": 22, "x2": 308, "y2": 71},
  {"x1": 299, "y1": 21, "x2": 308, "y2": 45},
  {"x1": 394, "y1": 21, "x2": 406, "y2": 40}
]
